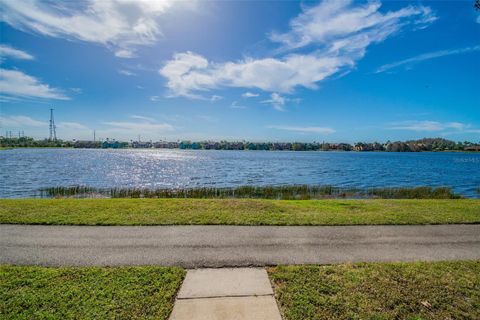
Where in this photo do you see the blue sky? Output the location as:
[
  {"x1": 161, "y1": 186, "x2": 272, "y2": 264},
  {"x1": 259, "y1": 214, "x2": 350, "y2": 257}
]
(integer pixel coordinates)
[{"x1": 1, "y1": 0, "x2": 479, "y2": 142}]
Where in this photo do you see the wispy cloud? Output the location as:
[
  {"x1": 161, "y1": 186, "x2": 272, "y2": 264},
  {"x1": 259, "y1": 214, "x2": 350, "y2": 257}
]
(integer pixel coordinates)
[
  {"x1": 387, "y1": 120, "x2": 469, "y2": 132},
  {"x1": 210, "y1": 95, "x2": 222, "y2": 102},
  {"x1": 160, "y1": 1, "x2": 436, "y2": 99},
  {"x1": 230, "y1": 101, "x2": 247, "y2": 109},
  {"x1": 57, "y1": 122, "x2": 89, "y2": 130},
  {"x1": 150, "y1": 95, "x2": 160, "y2": 102},
  {"x1": 270, "y1": 1, "x2": 436, "y2": 50},
  {"x1": 0, "y1": 0, "x2": 185, "y2": 57},
  {"x1": 376, "y1": 45, "x2": 480, "y2": 73},
  {"x1": 0, "y1": 68, "x2": 69, "y2": 100},
  {"x1": 102, "y1": 115, "x2": 174, "y2": 134},
  {"x1": 118, "y1": 69, "x2": 136, "y2": 76},
  {"x1": 0, "y1": 115, "x2": 89, "y2": 132},
  {"x1": 0, "y1": 115, "x2": 46, "y2": 127},
  {"x1": 130, "y1": 115, "x2": 156, "y2": 122},
  {"x1": 197, "y1": 115, "x2": 218, "y2": 122},
  {"x1": 102, "y1": 121, "x2": 174, "y2": 132},
  {"x1": 268, "y1": 125, "x2": 335, "y2": 134},
  {"x1": 0, "y1": 44, "x2": 34, "y2": 62},
  {"x1": 261, "y1": 93, "x2": 287, "y2": 111}
]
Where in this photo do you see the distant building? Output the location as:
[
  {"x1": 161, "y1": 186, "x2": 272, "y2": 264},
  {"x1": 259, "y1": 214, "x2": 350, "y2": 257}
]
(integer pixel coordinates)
[
  {"x1": 73, "y1": 140, "x2": 100, "y2": 148},
  {"x1": 131, "y1": 141, "x2": 152, "y2": 148},
  {"x1": 465, "y1": 146, "x2": 480, "y2": 152},
  {"x1": 101, "y1": 140, "x2": 128, "y2": 148}
]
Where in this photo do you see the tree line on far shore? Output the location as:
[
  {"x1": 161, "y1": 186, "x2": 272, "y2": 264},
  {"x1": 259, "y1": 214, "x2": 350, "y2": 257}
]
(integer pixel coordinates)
[{"x1": 1, "y1": 136, "x2": 479, "y2": 152}]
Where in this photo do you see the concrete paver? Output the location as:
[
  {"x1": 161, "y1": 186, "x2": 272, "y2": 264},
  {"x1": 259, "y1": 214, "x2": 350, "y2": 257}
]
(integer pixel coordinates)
[
  {"x1": 178, "y1": 268, "x2": 273, "y2": 298},
  {"x1": 169, "y1": 296, "x2": 282, "y2": 320},
  {"x1": 170, "y1": 268, "x2": 282, "y2": 320}
]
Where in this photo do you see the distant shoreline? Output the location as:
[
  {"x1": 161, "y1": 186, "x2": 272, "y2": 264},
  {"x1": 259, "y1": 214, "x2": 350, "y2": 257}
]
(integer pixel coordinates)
[
  {"x1": 2, "y1": 147, "x2": 479, "y2": 153},
  {"x1": 2, "y1": 137, "x2": 479, "y2": 152}
]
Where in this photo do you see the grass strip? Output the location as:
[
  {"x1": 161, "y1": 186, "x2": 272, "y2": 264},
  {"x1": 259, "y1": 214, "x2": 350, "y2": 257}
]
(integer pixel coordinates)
[
  {"x1": 0, "y1": 265, "x2": 185, "y2": 320},
  {"x1": 0, "y1": 198, "x2": 479, "y2": 226},
  {"x1": 268, "y1": 260, "x2": 480, "y2": 320}
]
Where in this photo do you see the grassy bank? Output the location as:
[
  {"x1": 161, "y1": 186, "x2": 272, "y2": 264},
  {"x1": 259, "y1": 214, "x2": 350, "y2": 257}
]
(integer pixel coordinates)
[
  {"x1": 39, "y1": 185, "x2": 463, "y2": 199},
  {"x1": 0, "y1": 198, "x2": 479, "y2": 225},
  {"x1": 0, "y1": 265, "x2": 185, "y2": 320},
  {"x1": 268, "y1": 260, "x2": 480, "y2": 320}
]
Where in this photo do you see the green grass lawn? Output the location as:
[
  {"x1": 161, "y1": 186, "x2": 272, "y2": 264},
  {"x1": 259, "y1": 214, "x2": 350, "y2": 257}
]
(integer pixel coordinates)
[
  {"x1": 0, "y1": 198, "x2": 479, "y2": 225},
  {"x1": 268, "y1": 260, "x2": 480, "y2": 320},
  {"x1": 0, "y1": 265, "x2": 185, "y2": 320}
]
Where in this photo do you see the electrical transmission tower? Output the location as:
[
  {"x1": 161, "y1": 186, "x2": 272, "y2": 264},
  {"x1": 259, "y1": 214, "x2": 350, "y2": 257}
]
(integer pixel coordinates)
[{"x1": 49, "y1": 108, "x2": 57, "y2": 141}]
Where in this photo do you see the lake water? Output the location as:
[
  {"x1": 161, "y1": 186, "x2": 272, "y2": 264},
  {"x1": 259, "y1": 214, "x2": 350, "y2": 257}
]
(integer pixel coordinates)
[{"x1": 1, "y1": 148, "x2": 479, "y2": 198}]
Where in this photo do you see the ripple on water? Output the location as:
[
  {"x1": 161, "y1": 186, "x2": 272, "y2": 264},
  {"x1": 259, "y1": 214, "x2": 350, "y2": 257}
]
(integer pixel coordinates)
[{"x1": 1, "y1": 149, "x2": 479, "y2": 198}]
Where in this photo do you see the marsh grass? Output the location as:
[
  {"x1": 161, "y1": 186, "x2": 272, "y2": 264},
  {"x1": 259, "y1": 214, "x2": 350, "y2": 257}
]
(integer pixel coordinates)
[{"x1": 39, "y1": 185, "x2": 462, "y2": 199}]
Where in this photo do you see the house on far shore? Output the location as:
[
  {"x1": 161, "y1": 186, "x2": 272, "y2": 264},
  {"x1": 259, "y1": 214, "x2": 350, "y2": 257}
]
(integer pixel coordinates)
[
  {"x1": 464, "y1": 146, "x2": 480, "y2": 152},
  {"x1": 101, "y1": 140, "x2": 128, "y2": 149}
]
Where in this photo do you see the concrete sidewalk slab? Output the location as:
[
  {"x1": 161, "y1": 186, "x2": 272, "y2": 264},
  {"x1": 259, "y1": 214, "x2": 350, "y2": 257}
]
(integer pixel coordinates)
[
  {"x1": 169, "y1": 296, "x2": 282, "y2": 320},
  {"x1": 170, "y1": 268, "x2": 282, "y2": 320},
  {"x1": 177, "y1": 268, "x2": 273, "y2": 299}
]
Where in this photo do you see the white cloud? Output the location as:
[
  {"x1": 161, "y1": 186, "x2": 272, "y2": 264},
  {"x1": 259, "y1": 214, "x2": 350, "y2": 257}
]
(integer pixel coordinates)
[
  {"x1": 115, "y1": 49, "x2": 135, "y2": 59},
  {"x1": 150, "y1": 95, "x2": 160, "y2": 101},
  {"x1": 242, "y1": 92, "x2": 259, "y2": 98},
  {"x1": 261, "y1": 93, "x2": 286, "y2": 111},
  {"x1": 376, "y1": 45, "x2": 480, "y2": 73},
  {"x1": 388, "y1": 121, "x2": 469, "y2": 131},
  {"x1": 0, "y1": 115, "x2": 46, "y2": 127},
  {"x1": 0, "y1": 0, "x2": 180, "y2": 57},
  {"x1": 268, "y1": 125, "x2": 336, "y2": 134},
  {"x1": 0, "y1": 68, "x2": 69, "y2": 100},
  {"x1": 160, "y1": 1, "x2": 436, "y2": 99},
  {"x1": 160, "y1": 51, "x2": 352, "y2": 96},
  {"x1": 118, "y1": 69, "x2": 136, "y2": 76},
  {"x1": 0, "y1": 44, "x2": 34, "y2": 62}
]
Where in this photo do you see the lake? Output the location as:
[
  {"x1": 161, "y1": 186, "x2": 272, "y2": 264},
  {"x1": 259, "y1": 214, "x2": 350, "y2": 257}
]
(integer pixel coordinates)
[{"x1": 1, "y1": 148, "x2": 479, "y2": 198}]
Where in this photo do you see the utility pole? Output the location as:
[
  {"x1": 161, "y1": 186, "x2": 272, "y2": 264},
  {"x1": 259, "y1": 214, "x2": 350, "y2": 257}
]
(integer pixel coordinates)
[
  {"x1": 49, "y1": 108, "x2": 57, "y2": 141},
  {"x1": 93, "y1": 130, "x2": 96, "y2": 142}
]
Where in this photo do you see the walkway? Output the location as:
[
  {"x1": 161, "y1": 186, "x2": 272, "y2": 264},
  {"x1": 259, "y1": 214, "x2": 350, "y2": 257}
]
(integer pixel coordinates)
[
  {"x1": 1, "y1": 224, "x2": 479, "y2": 267},
  {"x1": 169, "y1": 268, "x2": 282, "y2": 320}
]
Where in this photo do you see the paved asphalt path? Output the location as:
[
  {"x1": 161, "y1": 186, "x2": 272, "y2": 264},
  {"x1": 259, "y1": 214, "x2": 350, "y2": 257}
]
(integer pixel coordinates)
[{"x1": 1, "y1": 224, "x2": 479, "y2": 267}]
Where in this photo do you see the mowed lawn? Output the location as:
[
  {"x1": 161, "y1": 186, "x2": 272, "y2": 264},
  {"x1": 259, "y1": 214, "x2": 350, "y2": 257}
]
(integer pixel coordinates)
[
  {"x1": 268, "y1": 260, "x2": 480, "y2": 320},
  {"x1": 0, "y1": 198, "x2": 479, "y2": 225},
  {"x1": 0, "y1": 265, "x2": 185, "y2": 320}
]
